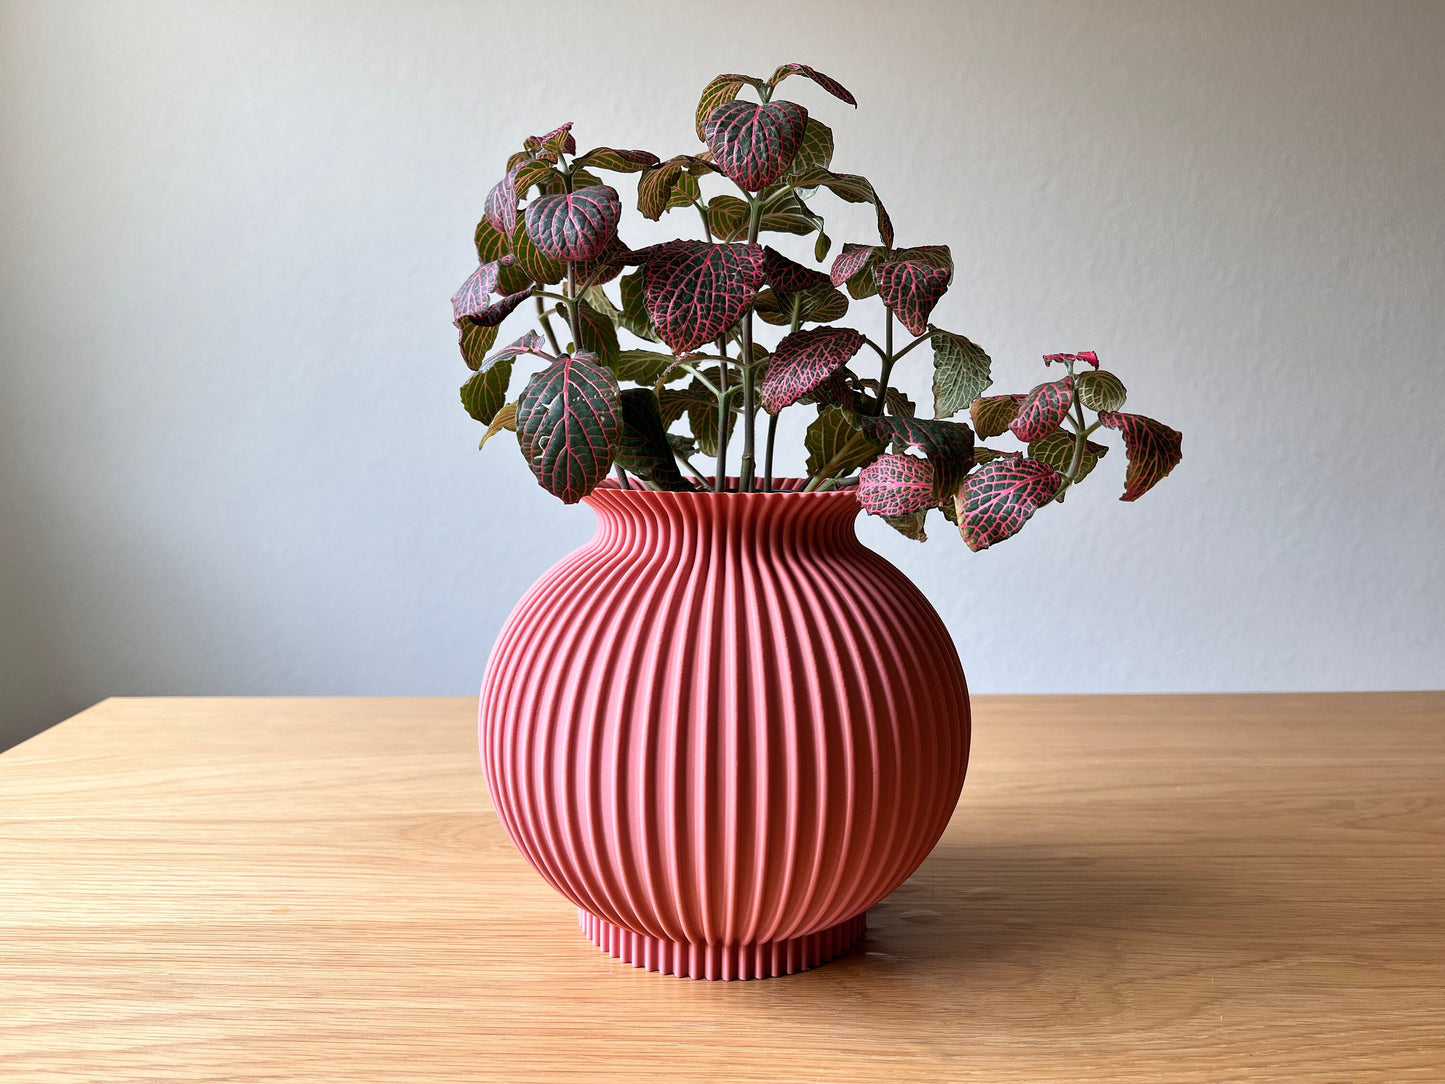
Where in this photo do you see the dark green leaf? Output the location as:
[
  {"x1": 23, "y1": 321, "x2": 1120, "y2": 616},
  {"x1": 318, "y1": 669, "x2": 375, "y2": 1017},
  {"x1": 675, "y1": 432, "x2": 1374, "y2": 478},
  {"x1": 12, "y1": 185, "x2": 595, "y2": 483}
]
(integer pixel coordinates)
[
  {"x1": 788, "y1": 168, "x2": 893, "y2": 246},
  {"x1": 1029, "y1": 430, "x2": 1108, "y2": 490},
  {"x1": 474, "y1": 217, "x2": 510, "y2": 264},
  {"x1": 510, "y1": 217, "x2": 566, "y2": 285},
  {"x1": 1076, "y1": 369, "x2": 1128, "y2": 412},
  {"x1": 789, "y1": 118, "x2": 834, "y2": 179},
  {"x1": 805, "y1": 406, "x2": 884, "y2": 478},
  {"x1": 514, "y1": 352, "x2": 621, "y2": 505},
  {"x1": 695, "y1": 73, "x2": 759, "y2": 140},
  {"x1": 957, "y1": 455, "x2": 1062, "y2": 551},
  {"x1": 614, "y1": 349, "x2": 684, "y2": 385},
  {"x1": 461, "y1": 360, "x2": 512, "y2": 424},
  {"x1": 970, "y1": 394, "x2": 1024, "y2": 439},
  {"x1": 458, "y1": 320, "x2": 499, "y2": 371},
  {"x1": 615, "y1": 388, "x2": 694, "y2": 491},
  {"x1": 704, "y1": 99, "x2": 809, "y2": 191},
  {"x1": 524, "y1": 186, "x2": 622, "y2": 261},
  {"x1": 572, "y1": 147, "x2": 661, "y2": 173},
  {"x1": 576, "y1": 301, "x2": 620, "y2": 370}
]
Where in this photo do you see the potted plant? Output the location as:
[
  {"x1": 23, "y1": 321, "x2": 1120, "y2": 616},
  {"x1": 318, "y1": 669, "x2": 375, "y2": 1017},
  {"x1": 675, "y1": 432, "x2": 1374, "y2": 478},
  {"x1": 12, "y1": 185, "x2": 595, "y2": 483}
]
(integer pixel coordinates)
[{"x1": 455, "y1": 63, "x2": 1182, "y2": 980}]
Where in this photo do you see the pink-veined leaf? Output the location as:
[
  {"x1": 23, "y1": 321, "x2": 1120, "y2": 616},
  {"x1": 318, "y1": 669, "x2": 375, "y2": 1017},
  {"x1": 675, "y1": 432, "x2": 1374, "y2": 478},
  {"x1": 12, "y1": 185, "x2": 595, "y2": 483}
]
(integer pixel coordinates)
[
  {"x1": 1097, "y1": 411, "x2": 1183, "y2": 501},
  {"x1": 514, "y1": 351, "x2": 621, "y2": 505},
  {"x1": 829, "y1": 243, "x2": 878, "y2": 286},
  {"x1": 512, "y1": 158, "x2": 560, "y2": 197},
  {"x1": 858, "y1": 453, "x2": 936, "y2": 516},
  {"x1": 704, "y1": 99, "x2": 809, "y2": 191},
  {"x1": 451, "y1": 260, "x2": 529, "y2": 327},
  {"x1": 637, "y1": 157, "x2": 696, "y2": 220},
  {"x1": 957, "y1": 455, "x2": 1062, "y2": 551},
  {"x1": 804, "y1": 406, "x2": 884, "y2": 478},
  {"x1": 759, "y1": 326, "x2": 865, "y2": 413},
  {"x1": 1042, "y1": 350, "x2": 1101, "y2": 369},
  {"x1": 970, "y1": 394, "x2": 1025, "y2": 439},
  {"x1": 576, "y1": 300, "x2": 620, "y2": 370},
  {"x1": 874, "y1": 258, "x2": 951, "y2": 336},
  {"x1": 572, "y1": 147, "x2": 660, "y2": 173},
  {"x1": 474, "y1": 217, "x2": 510, "y2": 264},
  {"x1": 633, "y1": 241, "x2": 765, "y2": 354},
  {"x1": 523, "y1": 185, "x2": 622, "y2": 262},
  {"x1": 1009, "y1": 375, "x2": 1075, "y2": 441},
  {"x1": 858, "y1": 414, "x2": 975, "y2": 500},
  {"x1": 797, "y1": 368, "x2": 862, "y2": 412},
  {"x1": 767, "y1": 63, "x2": 858, "y2": 106},
  {"x1": 573, "y1": 235, "x2": 633, "y2": 287},
  {"x1": 483, "y1": 163, "x2": 522, "y2": 236},
  {"x1": 525, "y1": 122, "x2": 575, "y2": 159},
  {"x1": 762, "y1": 245, "x2": 832, "y2": 293},
  {"x1": 509, "y1": 216, "x2": 566, "y2": 285},
  {"x1": 478, "y1": 330, "x2": 550, "y2": 374},
  {"x1": 1029, "y1": 430, "x2": 1109, "y2": 490}
]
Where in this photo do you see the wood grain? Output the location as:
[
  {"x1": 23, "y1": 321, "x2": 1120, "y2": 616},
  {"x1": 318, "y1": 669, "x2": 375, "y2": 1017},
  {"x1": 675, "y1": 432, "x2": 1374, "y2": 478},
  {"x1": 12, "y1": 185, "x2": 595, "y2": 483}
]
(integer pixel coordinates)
[{"x1": 1, "y1": 694, "x2": 1442, "y2": 1082}]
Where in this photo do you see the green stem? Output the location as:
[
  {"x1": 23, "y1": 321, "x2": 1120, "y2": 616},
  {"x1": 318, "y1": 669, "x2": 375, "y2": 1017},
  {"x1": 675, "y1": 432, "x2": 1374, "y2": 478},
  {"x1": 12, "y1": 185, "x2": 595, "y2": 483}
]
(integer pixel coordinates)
[
  {"x1": 738, "y1": 197, "x2": 764, "y2": 492},
  {"x1": 535, "y1": 295, "x2": 562, "y2": 355},
  {"x1": 677, "y1": 451, "x2": 709, "y2": 488},
  {"x1": 614, "y1": 463, "x2": 632, "y2": 489},
  {"x1": 872, "y1": 310, "x2": 895, "y2": 415},
  {"x1": 715, "y1": 335, "x2": 729, "y2": 492},
  {"x1": 764, "y1": 293, "x2": 804, "y2": 494}
]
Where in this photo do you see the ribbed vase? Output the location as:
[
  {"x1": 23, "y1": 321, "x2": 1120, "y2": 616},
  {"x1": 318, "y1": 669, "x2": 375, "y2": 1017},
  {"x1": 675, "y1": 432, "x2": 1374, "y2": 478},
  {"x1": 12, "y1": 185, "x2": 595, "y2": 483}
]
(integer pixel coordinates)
[{"x1": 479, "y1": 480, "x2": 970, "y2": 980}]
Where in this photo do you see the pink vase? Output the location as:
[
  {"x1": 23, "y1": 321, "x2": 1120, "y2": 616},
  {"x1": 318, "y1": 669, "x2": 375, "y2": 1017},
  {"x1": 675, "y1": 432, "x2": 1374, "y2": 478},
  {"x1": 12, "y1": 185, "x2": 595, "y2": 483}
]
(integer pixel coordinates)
[{"x1": 479, "y1": 480, "x2": 970, "y2": 980}]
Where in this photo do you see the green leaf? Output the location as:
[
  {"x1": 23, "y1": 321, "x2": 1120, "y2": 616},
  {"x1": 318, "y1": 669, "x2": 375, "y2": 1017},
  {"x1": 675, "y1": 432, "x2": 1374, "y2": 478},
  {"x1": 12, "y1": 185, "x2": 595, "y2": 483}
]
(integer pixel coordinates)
[
  {"x1": 805, "y1": 406, "x2": 885, "y2": 478},
  {"x1": 617, "y1": 270, "x2": 660, "y2": 342},
  {"x1": 666, "y1": 170, "x2": 701, "y2": 210},
  {"x1": 510, "y1": 218, "x2": 565, "y2": 285},
  {"x1": 789, "y1": 118, "x2": 834, "y2": 179},
  {"x1": 459, "y1": 320, "x2": 499, "y2": 371},
  {"x1": 513, "y1": 158, "x2": 562, "y2": 197},
  {"x1": 613, "y1": 349, "x2": 685, "y2": 385},
  {"x1": 1076, "y1": 369, "x2": 1128, "y2": 412},
  {"x1": 970, "y1": 394, "x2": 1024, "y2": 439},
  {"x1": 882, "y1": 510, "x2": 929, "y2": 542},
  {"x1": 659, "y1": 378, "x2": 736, "y2": 457},
  {"x1": 1028, "y1": 430, "x2": 1108, "y2": 492},
  {"x1": 479, "y1": 402, "x2": 516, "y2": 449},
  {"x1": 615, "y1": 388, "x2": 694, "y2": 491},
  {"x1": 814, "y1": 229, "x2": 832, "y2": 263},
  {"x1": 788, "y1": 168, "x2": 893, "y2": 246},
  {"x1": 705, "y1": 194, "x2": 750, "y2": 242},
  {"x1": 576, "y1": 301, "x2": 620, "y2": 371},
  {"x1": 474, "y1": 217, "x2": 510, "y2": 264},
  {"x1": 858, "y1": 414, "x2": 975, "y2": 502},
  {"x1": 514, "y1": 352, "x2": 621, "y2": 505},
  {"x1": 571, "y1": 147, "x2": 660, "y2": 173},
  {"x1": 569, "y1": 168, "x2": 605, "y2": 190},
  {"x1": 695, "y1": 74, "x2": 754, "y2": 140},
  {"x1": 461, "y1": 360, "x2": 511, "y2": 424},
  {"x1": 931, "y1": 331, "x2": 993, "y2": 418}
]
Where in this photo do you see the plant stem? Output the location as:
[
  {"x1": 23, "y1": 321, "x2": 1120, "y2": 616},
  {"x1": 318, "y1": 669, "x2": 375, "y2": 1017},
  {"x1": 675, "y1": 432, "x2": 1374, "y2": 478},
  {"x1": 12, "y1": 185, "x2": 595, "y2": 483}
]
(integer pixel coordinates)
[
  {"x1": 614, "y1": 464, "x2": 632, "y2": 489},
  {"x1": 738, "y1": 196, "x2": 764, "y2": 492},
  {"x1": 873, "y1": 310, "x2": 895, "y2": 415},
  {"x1": 564, "y1": 263, "x2": 580, "y2": 347},
  {"x1": 534, "y1": 295, "x2": 562, "y2": 355},
  {"x1": 764, "y1": 293, "x2": 803, "y2": 494},
  {"x1": 676, "y1": 451, "x2": 709, "y2": 488},
  {"x1": 715, "y1": 335, "x2": 729, "y2": 492}
]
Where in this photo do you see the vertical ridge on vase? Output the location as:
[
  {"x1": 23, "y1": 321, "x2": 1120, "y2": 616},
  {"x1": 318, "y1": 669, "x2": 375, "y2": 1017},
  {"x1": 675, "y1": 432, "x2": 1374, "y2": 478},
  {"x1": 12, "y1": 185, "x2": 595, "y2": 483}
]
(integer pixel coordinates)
[{"x1": 479, "y1": 480, "x2": 970, "y2": 979}]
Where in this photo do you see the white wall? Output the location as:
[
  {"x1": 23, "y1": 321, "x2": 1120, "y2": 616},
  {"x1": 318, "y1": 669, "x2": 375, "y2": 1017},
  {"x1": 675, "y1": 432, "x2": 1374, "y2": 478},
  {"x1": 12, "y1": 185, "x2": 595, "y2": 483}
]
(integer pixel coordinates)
[{"x1": 3, "y1": 0, "x2": 1442, "y2": 749}]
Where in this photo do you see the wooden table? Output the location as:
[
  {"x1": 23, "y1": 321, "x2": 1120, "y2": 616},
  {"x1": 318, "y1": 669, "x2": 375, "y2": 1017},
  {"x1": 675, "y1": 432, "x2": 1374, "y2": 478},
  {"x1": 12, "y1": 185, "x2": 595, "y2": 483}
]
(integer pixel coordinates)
[{"x1": 2, "y1": 694, "x2": 1442, "y2": 1082}]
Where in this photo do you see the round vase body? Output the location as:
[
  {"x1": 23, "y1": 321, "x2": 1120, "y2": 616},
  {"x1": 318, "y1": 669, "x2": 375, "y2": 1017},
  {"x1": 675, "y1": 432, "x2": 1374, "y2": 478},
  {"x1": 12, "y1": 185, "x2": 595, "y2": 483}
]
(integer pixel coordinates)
[{"x1": 479, "y1": 481, "x2": 970, "y2": 979}]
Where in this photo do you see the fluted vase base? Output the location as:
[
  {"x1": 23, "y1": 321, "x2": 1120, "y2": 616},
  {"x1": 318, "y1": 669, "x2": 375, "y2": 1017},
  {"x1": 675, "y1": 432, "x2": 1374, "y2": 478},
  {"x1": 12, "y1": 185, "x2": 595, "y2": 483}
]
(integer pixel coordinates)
[{"x1": 580, "y1": 911, "x2": 867, "y2": 981}]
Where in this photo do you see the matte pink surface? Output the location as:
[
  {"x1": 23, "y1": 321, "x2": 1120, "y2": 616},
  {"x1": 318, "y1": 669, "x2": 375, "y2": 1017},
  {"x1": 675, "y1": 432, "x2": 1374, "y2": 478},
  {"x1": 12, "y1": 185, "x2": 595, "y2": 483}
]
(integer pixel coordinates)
[{"x1": 479, "y1": 481, "x2": 971, "y2": 979}]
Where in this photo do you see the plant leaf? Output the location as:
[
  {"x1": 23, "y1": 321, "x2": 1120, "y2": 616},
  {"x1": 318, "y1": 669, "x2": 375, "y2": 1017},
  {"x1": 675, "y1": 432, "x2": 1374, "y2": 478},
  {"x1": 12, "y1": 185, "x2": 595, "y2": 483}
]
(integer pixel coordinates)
[
  {"x1": 858, "y1": 414, "x2": 974, "y2": 500},
  {"x1": 483, "y1": 163, "x2": 522, "y2": 236},
  {"x1": 1009, "y1": 375, "x2": 1075, "y2": 441},
  {"x1": 874, "y1": 258, "x2": 951, "y2": 336},
  {"x1": 858, "y1": 453, "x2": 936, "y2": 516},
  {"x1": 1097, "y1": 411, "x2": 1182, "y2": 501},
  {"x1": 572, "y1": 147, "x2": 661, "y2": 173},
  {"x1": 660, "y1": 377, "x2": 736, "y2": 457},
  {"x1": 789, "y1": 169, "x2": 893, "y2": 246},
  {"x1": 893, "y1": 245, "x2": 954, "y2": 272},
  {"x1": 762, "y1": 245, "x2": 831, "y2": 293},
  {"x1": 452, "y1": 260, "x2": 530, "y2": 327},
  {"x1": 474, "y1": 217, "x2": 511, "y2": 264},
  {"x1": 478, "y1": 330, "x2": 549, "y2": 373},
  {"x1": 508, "y1": 217, "x2": 566, "y2": 285},
  {"x1": 970, "y1": 394, "x2": 1024, "y2": 438},
  {"x1": 829, "y1": 243, "x2": 878, "y2": 286},
  {"x1": 637, "y1": 158, "x2": 687, "y2": 221},
  {"x1": 525, "y1": 122, "x2": 576, "y2": 159},
  {"x1": 882, "y1": 510, "x2": 928, "y2": 541},
  {"x1": 1028, "y1": 430, "x2": 1108, "y2": 489},
  {"x1": 615, "y1": 388, "x2": 694, "y2": 491},
  {"x1": 767, "y1": 63, "x2": 858, "y2": 106},
  {"x1": 514, "y1": 351, "x2": 621, "y2": 505},
  {"x1": 479, "y1": 402, "x2": 517, "y2": 449},
  {"x1": 634, "y1": 241, "x2": 766, "y2": 354},
  {"x1": 930, "y1": 330, "x2": 993, "y2": 418},
  {"x1": 695, "y1": 74, "x2": 753, "y2": 140},
  {"x1": 760, "y1": 326, "x2": 865, "y2": 412},
  {"x1": 458, "y1": 320, "x2": 499, "y2": 371},
  {"x1": 576, "y1": 301, "x2": 620, "y2": 370},
  {"x1": 616, "y1": 269, "x2": 659, "y2": 341},
  {"x1": 614, "y1": 349, "x2": 684, "y2": 385},
  {"x1": 523, "y1": 186, "x2": 622, "y2": 262},
  {"x1": 513, "y1": 158, "x2": 561, "y2": 197},
  {"x1": 705, "y1": 194, "x2": 751, "y2": 241},
  {"x1": 461, "y1": 360, "x2": 512, "y2": 424},
  {"x1": 804, "y1": 406, "x2": 884, "y2": 477},
  {"x1": 572, "y1": 235, "x2": 632, "y2": 287},
  {"x1": 704, "y1": 99, "x2": 809, "y2": 191},
  {"x1": 789, "y1": 118, "x2": 834, "y2": 179},
  {"x1": 1076, "y1": 369, "x2": 1128, "y2": 412},
  {"x1": 1042, "y1": 350, "x2": 1100, "y2": 369},
  {"x1": 957, "y1": 456, "x2": 1062, "y2": 551}
]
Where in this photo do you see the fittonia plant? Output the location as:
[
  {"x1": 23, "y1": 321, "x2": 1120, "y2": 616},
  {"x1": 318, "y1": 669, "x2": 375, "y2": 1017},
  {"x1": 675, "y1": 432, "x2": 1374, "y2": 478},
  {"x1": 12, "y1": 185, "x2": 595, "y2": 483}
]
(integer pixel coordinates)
[{"x1": 452, "y1": 63, "x2": 1182, "y2": 549}]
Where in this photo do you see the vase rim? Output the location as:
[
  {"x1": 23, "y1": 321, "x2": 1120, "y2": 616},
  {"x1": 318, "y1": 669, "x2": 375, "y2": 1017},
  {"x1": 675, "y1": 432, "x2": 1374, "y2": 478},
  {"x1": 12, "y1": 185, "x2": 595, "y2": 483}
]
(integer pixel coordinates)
[{"x1": 587, "y1": 477, "x2": 860, "y2": 501}]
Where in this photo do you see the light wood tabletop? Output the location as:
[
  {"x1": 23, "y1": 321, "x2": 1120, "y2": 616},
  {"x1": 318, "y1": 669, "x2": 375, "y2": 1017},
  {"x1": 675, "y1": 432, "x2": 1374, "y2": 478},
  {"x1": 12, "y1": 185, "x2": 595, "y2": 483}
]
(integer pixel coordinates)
[{"x1": 2, "y1": 694, "x2": 1442, "y2": 1082}]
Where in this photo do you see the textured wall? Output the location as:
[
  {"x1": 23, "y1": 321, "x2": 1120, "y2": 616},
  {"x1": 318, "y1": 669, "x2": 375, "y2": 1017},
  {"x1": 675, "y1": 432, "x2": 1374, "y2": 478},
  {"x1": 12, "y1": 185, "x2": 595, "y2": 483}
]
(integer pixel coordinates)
[{"x1": 3, "y1": 0, "x2": 1443, "y2": 749}]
